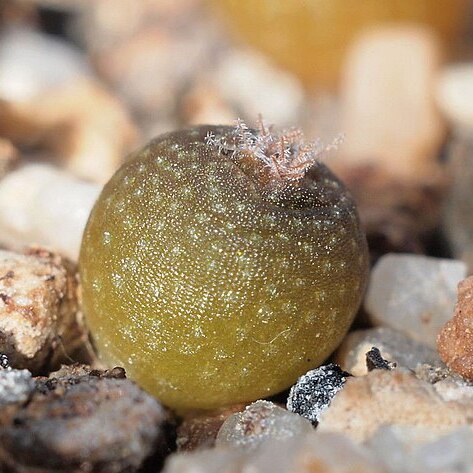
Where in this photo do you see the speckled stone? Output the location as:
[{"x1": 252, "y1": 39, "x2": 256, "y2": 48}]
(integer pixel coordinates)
[{"x1": 287, "y1": 364, "x2": 350, "y2": 425}]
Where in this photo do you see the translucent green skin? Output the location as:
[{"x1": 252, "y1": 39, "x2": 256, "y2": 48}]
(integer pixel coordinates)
[{"x1": 80, "y1": 126, "x2": 368, "y2": 410}]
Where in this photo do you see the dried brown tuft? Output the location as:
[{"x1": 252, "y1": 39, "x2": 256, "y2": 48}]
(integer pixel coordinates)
[{"x1": 206, "y1": 116, "x2": 341, "y2": 183}]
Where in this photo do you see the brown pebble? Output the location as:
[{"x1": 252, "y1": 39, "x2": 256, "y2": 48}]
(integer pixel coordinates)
[
  {"x1": 0, "y1": 365, "x2": 175, "y2": 472},
  {"x1": 0, "y1": 138, "x2": 17, "y2": 179},
  {"x1": 437, "y1": 276, "x2": 473, "y2": 379}
]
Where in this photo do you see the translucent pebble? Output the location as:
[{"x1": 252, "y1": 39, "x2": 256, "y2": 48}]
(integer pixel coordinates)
[
  {"x1": 365, "y1": 254, "x2": 467, "y2": 347},
  {"x1": 165, "y1": 430, "x2": 383, "y2": 473},
  {"x1": 216, "y1": 400, "x2": 313, "y2": 449}
]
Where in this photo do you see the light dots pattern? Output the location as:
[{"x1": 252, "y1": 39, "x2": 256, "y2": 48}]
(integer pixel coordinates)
[{"x1": 80, "y1": 125, "x2": 368, "y2": 410}]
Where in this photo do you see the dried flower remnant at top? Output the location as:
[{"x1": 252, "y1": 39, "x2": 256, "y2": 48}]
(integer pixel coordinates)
[{"x1": 205, "y1": 117, "x2": 342, "y2": 184}]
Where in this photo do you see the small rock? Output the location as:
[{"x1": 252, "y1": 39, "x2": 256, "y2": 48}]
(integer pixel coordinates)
[
  {"x1": 0, "y1": 164, "x2": 101, "y2": 261},
  {"x1": 318, "y1": 368, "x2": 473, "y2": 443},
  {"x1": 167, "y1": 423, "x2": 473, "y2": 473},
  {"x1": 216, "y1": 400, "x2": 313, "y2": 450},
  {"x1": 176, "y1": 404, "x2": 246, "y2": 451},
  {"x1": 413, "y1": 363, "x2": 473, "y2": 404},
  {"x1": 0, "y1": 354, "x2": 9, "y2": 370},
  {"x1": 164, "y1": 446, "x2": 245, "y2": 473},
  {"x1": 412, "y1": 427, "x2": 473, "y2": 473},
  {"x1": 365, "y1": 254, "x2": 467, "y2": 347},
  {"x1": 286, "y1": 364, "x2": 350, "y2": 425},
  {"x1": 366, "y1": 347, "x2": 396, "y2": 372},
  {"x1": 437, "y1": 275, "x2": 473, "y2": 379},
  {"x1": 0, "y1": 365, "x2": 175, "y2": 472},
  {"x1": 42, "y1": 79, "x2": 139, "y2": 183},
  {"x1": 339, "y1": 25, "x2": 445, "y2": 182},
  {"x1": 368, "y1": 425, "x2": 473, "y2": 473},
  {"x1": 432, "y1": 373, "x2": 473, "y2": 403},
  {"x1": 0, "y1": 369, "x2": 34, "y2": 406},
  {"x1": 0, "y1": 247, "x2": 85, "y2": 372},
  {"x1": 164, "y1": 431, "x2": 383, "y2": 473},
  {"x1": 86, "y1": 18, "x2": 215, "y2": 123},
  {"x1": 335, "y1": 327, "x2": 444, "y2": 376}
]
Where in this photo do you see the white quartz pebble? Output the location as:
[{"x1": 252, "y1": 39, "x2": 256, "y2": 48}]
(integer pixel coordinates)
[{"x1": 365, "y1": 254, "x2": 467, "y2": 347}]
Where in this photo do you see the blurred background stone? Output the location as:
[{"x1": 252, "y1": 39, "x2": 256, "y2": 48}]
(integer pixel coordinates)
[
  {"x1": 437, "y1": 63, "x2": 473, "y2": 133},
  {"x1": 338, "y1": 26, "x2": 446, "y2": 182},
  {"x1": 441, "y1": 136, "x2": 473, "y2": 270},
  {"x1": 367, "y1": 425, "x2": 473, "y2": 473},
  {"x1": 0, "y1": 26, "x2": 91, "y2": 103},
  {"x1": 0, "y1": 164, "x2": 100, "y2": 261},
  {"x1": 0, "y1": 138, "x2": 17, "y2": 179}
]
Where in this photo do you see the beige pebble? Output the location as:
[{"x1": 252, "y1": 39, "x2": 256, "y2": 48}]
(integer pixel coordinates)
[
  {"x1": 0, "y1": 247, "x2": 85, "y2": 372},
  {"x1": 40, "y1": 79, "x2": 138, "y2": 183},
  {"x1": 318, "y1": 369, "x2": 473, "y2": 443},
  {"x1": 0, "y1": 79, "x2": 139, "y2": 183}
]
